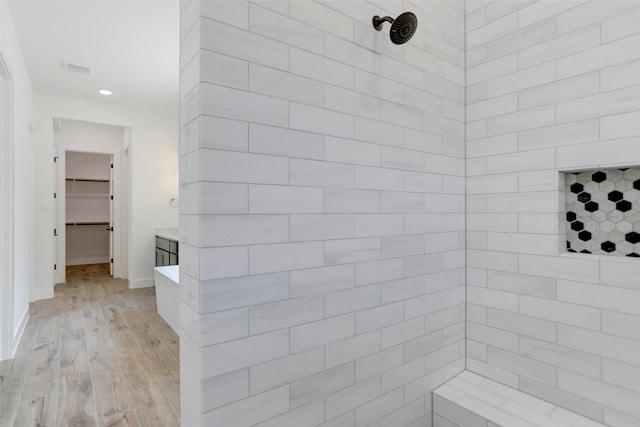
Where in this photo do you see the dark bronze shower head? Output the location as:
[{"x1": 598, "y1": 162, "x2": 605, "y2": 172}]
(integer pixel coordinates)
[{"x1": 372, "y1": 12, "x2": 418, "y2": 45}]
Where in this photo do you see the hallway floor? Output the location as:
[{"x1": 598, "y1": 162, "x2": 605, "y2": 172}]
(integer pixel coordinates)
[{"x1": 0, "y1": 264, "x2": 180, "y2": 427}]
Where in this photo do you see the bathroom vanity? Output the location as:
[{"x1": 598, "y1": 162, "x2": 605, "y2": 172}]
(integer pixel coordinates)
[{"x1": 155, "y1": 227, "x2": 178, "y2": 267}]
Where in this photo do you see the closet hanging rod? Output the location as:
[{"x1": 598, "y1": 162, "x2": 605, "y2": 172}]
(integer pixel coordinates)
[
  {"x1": 65, "y1": 178, "x2": 109, "y2": 183},
  {"x1": 65, "y1": 222, "x2": 110, "y2": 226}
]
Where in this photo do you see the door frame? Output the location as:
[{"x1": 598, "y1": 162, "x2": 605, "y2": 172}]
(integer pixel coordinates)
[
  {"x1": 55, "y1": 146, "x2": 123, "y2": 283},
  {"x1": 109, "y1": 153, "x2": 114, "y2": 276},
  {"x1": 0, "y1": 53, "x2": 15, "y2": 359}
]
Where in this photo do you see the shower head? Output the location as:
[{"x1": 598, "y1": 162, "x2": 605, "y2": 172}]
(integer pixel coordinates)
[{"x1": 372, "y1": 12, "x2": 418, "y2": 45}]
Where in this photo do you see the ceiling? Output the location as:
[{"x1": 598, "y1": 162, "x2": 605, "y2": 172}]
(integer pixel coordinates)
[{"x1": 8, "y1": 0, "x2": 179, "y2": 114}]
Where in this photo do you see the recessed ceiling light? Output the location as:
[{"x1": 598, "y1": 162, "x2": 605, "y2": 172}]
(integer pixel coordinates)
[{"x1": 98, "y1": 89, "x2": 112, "y2": 96}]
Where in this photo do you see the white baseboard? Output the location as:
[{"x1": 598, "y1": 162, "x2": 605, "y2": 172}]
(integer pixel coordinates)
[
  {"x1": 66, "y1": 257, "x2": 109, "y2": 266},
  {"x1": 129, "y1": 277, "x2": 155, "y2": 289},
  {"x1": 32, "y1": 288, "x2": 55, "y2": 301},
  {"x1": 10, "y1": 309, "x2": 29, "y2": 358}
]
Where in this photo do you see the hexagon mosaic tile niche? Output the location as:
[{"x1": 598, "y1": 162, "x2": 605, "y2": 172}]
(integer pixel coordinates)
[{"x1": 566, "y1": 168, "x2": 640, "y2": 257}]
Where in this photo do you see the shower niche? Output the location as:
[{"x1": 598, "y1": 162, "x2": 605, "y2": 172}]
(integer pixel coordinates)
[{"x1": 565, "y1": 168, "x2": 640, "y2": 257}]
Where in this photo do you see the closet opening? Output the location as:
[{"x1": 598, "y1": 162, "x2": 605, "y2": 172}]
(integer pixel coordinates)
[
  {"x1": 65, "y1": 151, "x2": 113, "y2": 274},
  {"x1": 54, "y1": 118, "x2": 129, "y2": 284}
]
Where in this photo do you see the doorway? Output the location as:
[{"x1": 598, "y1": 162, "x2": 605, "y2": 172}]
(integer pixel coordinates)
[
  {"x1": 64, "y1": 151, "x2": 113, "y2": 274},
  {"x1": 54, "y1": 118, "x2": 128, "y2": 284}
]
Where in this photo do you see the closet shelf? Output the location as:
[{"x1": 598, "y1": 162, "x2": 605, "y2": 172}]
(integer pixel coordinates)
[
  {"x1": 65, "y1": 178, "x2": 109, "y2": 183},
  {"x1": 66, "y1": 193, "x2": 109, "y2": 198},
  {"x1": 65, "y1": 221, "x2": 110, "y2": 226}
]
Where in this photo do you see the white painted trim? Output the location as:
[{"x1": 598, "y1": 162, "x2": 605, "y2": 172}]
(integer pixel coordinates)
[
  {"x1": 9, "y1": 309, "x2": 28, "y2": 358},
  {"x1": 120, "y1": 136, "x2": 130, "y2": 281},
  {"x1": 128, "y1": 277, "x2": 155, "y2": 289},
  {"x1": 33, "y1": 288, "x2": 55, "y2": 301},
  {"x1": 55, "y1": 146, "x2": 64, "y2": 284},
  {"x1": 66, "y1": 257, "x2": 110, "y2": 266},
  {"x1": 0, "y1": 52, "x2": 13, "y2": 360},
  {"x1": 54, "y1": 143, "x2": 61, "y2": 285}
]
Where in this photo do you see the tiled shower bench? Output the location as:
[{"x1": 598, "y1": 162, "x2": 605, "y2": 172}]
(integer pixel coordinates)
[{"x1": 432, "y1": 371, "x2": 606, "y2": 427}]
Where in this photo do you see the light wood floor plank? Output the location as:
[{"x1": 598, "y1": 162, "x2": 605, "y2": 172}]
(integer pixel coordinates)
[
  {"x1": 56, "y1": 372, "x2": 98, "y2": 427},
  {"x1": 13, "y1": 393, "x2": 59, "y2": 427},
  {"x1": 85, "y1": 315, "x2": 115, "y2": 353},
  {"x1": 120, "y1": 351, "x2": 179, "y2": 427},
  {"x1": 0, "y1": 314, "x2": 42, "y2": 426},
  {"x1": 59, "y1": 328, "x2": 91, "y2": 377},
  {"x1": 0, "y1": 373, "x2": 25, "y2": 426},
  {"x1": 22, "y1": 341, "x2": 60, "y2": 398},
  {"x1": 93, "y1": 371, "x2": 141, "y2": 427}
]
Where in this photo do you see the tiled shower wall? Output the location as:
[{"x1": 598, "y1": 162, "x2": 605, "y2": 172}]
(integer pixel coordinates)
[
  {"x1": 179, "y1": 1, "x2": 465, "y2": 425},
  {"x1": 465, "y1": 1, "x2": 640, "y2": 426}
]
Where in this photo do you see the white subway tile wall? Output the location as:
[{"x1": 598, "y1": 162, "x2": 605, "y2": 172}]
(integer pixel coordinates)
[
  {"x1": 180, "y1": 0, "x2": 465, "y2": 425},
  {"x1": 180, "y1": 0, "x2": 640, "y2": 425},
  {"x1": 466, "y1": 1, "x2": 640, "y2": 426}
]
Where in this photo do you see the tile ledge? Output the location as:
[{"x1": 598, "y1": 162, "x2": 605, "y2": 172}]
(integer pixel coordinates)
[
  {"x1": 598, "y1": 255, "x2": 640, "y2": 265},
  {"x1": 558, "y1": 252, "x2": 604, "y2": 261},
  {"x1": 560, "y1": 251, "x2": 640, "y2": 264}
]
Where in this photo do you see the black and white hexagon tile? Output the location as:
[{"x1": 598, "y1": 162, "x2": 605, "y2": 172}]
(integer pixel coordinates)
[{"x1": 566, "y1": 168, "x2": 640, "y2": 257}]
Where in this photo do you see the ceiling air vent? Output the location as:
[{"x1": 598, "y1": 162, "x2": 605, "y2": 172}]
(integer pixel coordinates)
[{"x1": 61, "y1": 61, "x2": 92, "y2": 75}]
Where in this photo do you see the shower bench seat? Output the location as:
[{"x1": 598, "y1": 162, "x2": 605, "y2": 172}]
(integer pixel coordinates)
[{"x1": 432, "y1": 371, "x2": 606, "y2": 427}]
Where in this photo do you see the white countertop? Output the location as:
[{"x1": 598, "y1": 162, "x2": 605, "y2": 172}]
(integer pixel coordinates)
[
  {"x1": 155, "y1": 227, "x2": 179, "y2": 242},
  {"x1": 154, "y1": 265, "x2": 179, "y2": 284}
]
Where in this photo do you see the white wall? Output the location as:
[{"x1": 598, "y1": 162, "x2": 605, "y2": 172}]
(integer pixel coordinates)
[
  {"x1": 465, "y1": 1, "x2": 640, "y2": 425},
  {"x1": 65, "y1": 225, "x2": 110, "y2": 265},
  {"x1": 33, "y1": 94, "x2": 178, "y2": 298},
  {"x1": 180, "y1": 1, "x2": 465, "y2": 425},
  {"x1": 0, "y1": 1, "x2": 34, "y2": 360},
  {"x1": 66, "y1": 151, "x2": 111, "y2": 180}
]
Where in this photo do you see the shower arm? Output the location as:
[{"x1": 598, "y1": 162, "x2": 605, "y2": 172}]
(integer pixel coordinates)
[{"x1": 372, "y1": 15, "x2": 394, "y2": 30}]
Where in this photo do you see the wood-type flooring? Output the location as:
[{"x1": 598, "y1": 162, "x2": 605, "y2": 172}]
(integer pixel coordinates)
[{"x1": 0, "y1": 264, "x2": 180, "y2": 427}]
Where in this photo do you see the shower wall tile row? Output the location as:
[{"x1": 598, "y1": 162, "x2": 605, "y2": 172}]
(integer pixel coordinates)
[
  {"x1": 179, "y1": 1, "x2": 465, "y2": 426},
  {"x1": 465, "y1": 1, "x2": 640, "y2": 426}
]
